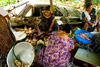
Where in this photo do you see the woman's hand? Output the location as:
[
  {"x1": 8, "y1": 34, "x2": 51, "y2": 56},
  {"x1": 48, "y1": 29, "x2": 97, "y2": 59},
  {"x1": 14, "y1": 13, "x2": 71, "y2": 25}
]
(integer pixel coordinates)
[
  {"x1": 49, "y1": 29, "x2": 51, "y2": 32},
  {"x1": 94, "y1": 22, "x2": 97, "y2": 26},
  {"x1": 83, "y1": 18, "x2": 94, "y2": 27},
  {"x1": 46, "y1": 32, "x2": 51, "y2": 36},
  {"x1": 69, "y1": 49, "x2": 73, "y2": 52},
  {"x1": 89, "y1": 22, "x2": 95, "y2": 27}
]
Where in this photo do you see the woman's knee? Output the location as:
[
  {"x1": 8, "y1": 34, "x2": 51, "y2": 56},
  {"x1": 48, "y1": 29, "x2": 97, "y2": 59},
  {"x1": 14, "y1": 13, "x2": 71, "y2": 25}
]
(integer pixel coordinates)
[{"x1": 98, "y1": 23, "x2": 100, "y2": 27}]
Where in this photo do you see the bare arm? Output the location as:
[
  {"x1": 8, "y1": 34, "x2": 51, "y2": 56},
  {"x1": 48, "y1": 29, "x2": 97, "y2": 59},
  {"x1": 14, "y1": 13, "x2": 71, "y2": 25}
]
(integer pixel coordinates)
[
  {"x1": 37, "y1": 19, "x2": 42, "y2": 35},
  {"x1": 49, "y1": 19, "x2": 54, "y2": 31},
  {"x1": 82, "y1": 17, "x2": 93, "y2": 26},
  {"x1": 94, "y1": 12, "x2": 98, "y2": 25},
  {"x1": 37, "y1": 19, "x2": 42, "y2": 25}
]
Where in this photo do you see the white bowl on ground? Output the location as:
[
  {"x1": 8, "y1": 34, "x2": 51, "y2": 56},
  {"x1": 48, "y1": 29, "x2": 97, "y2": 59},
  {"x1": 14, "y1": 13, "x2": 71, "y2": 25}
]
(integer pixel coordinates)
[{"x1": 7, "y1": 42, "x2": 35, "y2": 67}]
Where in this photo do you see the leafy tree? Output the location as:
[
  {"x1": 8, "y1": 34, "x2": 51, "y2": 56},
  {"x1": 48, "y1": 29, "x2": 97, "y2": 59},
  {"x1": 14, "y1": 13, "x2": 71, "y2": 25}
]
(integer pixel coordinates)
[
  {"x1": 0, "y1": 0, "x2": 17, "y2": 7},
  {"x1": 93, "y1": 0, "x2": 100, "y2": 5}
]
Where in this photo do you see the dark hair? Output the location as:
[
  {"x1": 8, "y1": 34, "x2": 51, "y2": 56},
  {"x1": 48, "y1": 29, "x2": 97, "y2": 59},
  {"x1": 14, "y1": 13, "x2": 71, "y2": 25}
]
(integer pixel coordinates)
[
  {"x1": 45, "y1": 5, "x2": 50, "y2": 10},
  {"x1": 85, "y1": 2, "x2": 92, "y2": 8},
  {"x1": 62, "y1": 24, "x2": 72, "y2": 33}
]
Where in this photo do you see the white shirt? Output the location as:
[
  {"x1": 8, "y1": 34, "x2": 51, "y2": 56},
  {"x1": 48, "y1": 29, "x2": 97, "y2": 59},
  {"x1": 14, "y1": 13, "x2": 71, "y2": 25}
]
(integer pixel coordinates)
[
  {"x1": 80, "y1": 10, "x2": 91, "y2": 21},
  {"x1": 0, "y1": 6, "x2": 8, "y2": 16}
]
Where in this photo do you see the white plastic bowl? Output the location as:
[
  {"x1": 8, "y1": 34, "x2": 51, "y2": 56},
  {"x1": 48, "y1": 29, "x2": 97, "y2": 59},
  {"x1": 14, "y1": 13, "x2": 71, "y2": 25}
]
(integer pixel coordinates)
[
  {"x1": 13, "y1": 31, "x2": 27, "y2": 41},
  {"x1": 7, "y1": 42, "x2": 35, "y2": 67}
]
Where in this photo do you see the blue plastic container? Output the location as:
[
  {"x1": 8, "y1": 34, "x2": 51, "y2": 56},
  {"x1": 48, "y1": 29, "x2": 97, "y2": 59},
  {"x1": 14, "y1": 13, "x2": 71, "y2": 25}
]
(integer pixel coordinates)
[{"x1": 75, "y1": 30, "x2": 93, "y2": 44}]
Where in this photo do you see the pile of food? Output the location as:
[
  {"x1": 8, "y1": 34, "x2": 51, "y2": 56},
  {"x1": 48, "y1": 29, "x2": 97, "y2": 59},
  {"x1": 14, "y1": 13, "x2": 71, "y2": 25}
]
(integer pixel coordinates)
[
  {"x1": 14, "y1": 59, "x2": 29, "y2": 67},
  {"x1": 78, "y1": 33, "x2": 90, "y2": 40},
  {"x1": 25, "y1": 33, "x2": 38, "y2": 46},
  {"x1": 15, "y1": 26, "x2": 36, "y2": 35}
]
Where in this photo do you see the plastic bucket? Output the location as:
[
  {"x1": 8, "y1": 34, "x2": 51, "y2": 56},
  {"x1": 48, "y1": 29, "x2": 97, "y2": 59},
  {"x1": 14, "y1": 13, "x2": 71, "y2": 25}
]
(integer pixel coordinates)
[
  {"x1": 75, "y1": 30, "x2": 93, "y2": 44},
  {"x1": 7, "y1": 42, "x2": 35, "y2": 67}
]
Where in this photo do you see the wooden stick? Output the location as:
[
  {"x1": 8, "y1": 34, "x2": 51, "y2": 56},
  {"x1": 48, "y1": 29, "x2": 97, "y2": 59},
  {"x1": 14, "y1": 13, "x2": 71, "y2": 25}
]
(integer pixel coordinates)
[{"x1": 50, "y1": 0, "x2": 53, "y2": 13}]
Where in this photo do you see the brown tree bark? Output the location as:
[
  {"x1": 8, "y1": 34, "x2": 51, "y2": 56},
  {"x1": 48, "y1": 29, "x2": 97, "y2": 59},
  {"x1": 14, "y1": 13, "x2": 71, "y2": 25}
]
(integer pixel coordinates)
[{"x1": 50, "y1": 0, "x2": 53, "y2": 13}]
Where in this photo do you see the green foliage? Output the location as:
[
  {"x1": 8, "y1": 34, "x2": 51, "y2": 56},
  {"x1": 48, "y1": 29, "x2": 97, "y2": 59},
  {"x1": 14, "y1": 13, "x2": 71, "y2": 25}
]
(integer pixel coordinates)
[
  {"x1": 97, "y1": 9, "x2": 100, "y2": 20},
  {"x1": 0, "y1": 0, "x2": 16, "y2": 7},
  {"x1": 98, "y1": 14, "x2": 100, "y2": 21},
  {"x1": 97, "y1": 13, "x2": 100, "y2": 21},
  {"x1": 53, "y1": 7, "x2": 56, "y2": 12},
  {"x1": 97, "y1": 9, "x2": 100, "y2": 14},
  {"x1": 55, "y1": 0, "x2": 66, "y2": 5},
  {"x1": 75, "y1": 43, "x2": 81, "y2": 47},
  {"x1": 93, "y1": 0, "x2": 100, "y2": 5}
]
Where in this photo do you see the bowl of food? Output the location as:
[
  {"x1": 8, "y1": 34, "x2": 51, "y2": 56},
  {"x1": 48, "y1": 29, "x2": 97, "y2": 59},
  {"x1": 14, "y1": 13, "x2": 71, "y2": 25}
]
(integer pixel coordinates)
[
  {"x1": 7, "y1": 42, "x2": 35, "y2": 67},
  {"x1": 75, "y1": 30, "x2": 93, "y2": 44}
]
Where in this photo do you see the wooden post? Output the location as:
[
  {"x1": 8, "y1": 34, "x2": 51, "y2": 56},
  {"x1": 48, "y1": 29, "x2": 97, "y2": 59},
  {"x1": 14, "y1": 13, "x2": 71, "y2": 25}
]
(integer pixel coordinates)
[{"x1": 50, "y1": 0, "x2": 53, "y2": 13}]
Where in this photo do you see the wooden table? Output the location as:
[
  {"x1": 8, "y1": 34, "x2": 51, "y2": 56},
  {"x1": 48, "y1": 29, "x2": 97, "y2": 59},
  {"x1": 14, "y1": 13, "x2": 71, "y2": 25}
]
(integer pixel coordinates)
[{"x1": 74, "y1": 48, "x2": 100, "y2": 67}]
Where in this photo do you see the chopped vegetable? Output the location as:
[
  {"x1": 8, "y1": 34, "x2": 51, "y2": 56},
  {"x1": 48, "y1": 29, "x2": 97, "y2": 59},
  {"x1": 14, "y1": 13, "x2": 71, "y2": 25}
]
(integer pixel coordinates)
[{"x1": 14, "y1": 59, "x2": 29, "y2": 67}]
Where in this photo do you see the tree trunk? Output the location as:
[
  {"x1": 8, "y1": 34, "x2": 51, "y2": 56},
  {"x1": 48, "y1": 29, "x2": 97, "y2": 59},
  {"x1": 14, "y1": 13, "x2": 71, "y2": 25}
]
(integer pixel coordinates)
[{"x1": 50, "y1": 0, "x2": 53, "y2": 13}]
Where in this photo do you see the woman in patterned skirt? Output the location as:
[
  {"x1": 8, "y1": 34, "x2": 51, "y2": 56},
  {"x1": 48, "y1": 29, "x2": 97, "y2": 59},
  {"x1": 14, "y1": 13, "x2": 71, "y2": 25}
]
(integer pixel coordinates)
[{"x1": 38, "y1": 24, "x2": 75, "y2": 67}]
